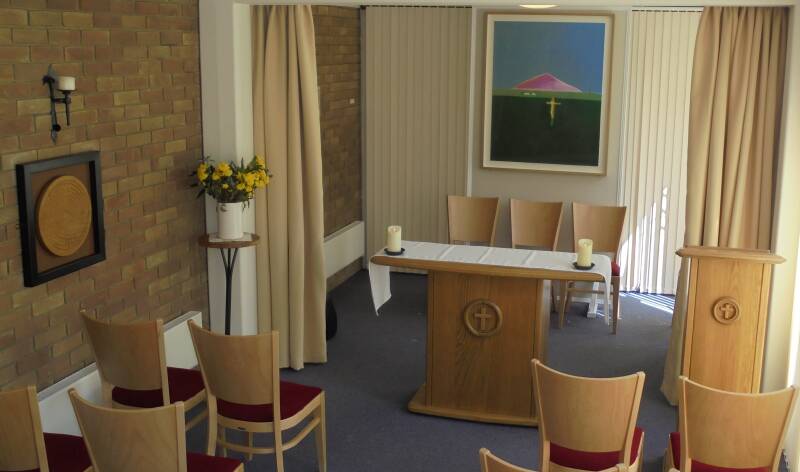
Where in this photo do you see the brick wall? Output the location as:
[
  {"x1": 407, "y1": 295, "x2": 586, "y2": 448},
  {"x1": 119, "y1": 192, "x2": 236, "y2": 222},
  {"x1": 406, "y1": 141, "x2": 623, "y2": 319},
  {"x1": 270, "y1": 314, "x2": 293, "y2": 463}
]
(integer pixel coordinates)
[
  {"x1": 313, "y1": 6, "x2": 362, "y2": 237},
  {"x1": 0, "y1": 0, "x2": 207, "y2": 390}
]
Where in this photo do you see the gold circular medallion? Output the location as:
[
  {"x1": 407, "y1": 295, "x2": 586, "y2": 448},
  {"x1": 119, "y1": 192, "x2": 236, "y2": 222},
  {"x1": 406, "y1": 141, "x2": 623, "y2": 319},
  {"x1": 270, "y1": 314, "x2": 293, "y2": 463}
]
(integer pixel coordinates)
[
  {"x1": 37, "y1": 176, "x2": 93, "y2": 257},
  {"x1": 712, "y1": 297, "x2": 740, "y2": 324},
  {"x1": 463, "y1": 299, "x2": 503, "y2": 337}
]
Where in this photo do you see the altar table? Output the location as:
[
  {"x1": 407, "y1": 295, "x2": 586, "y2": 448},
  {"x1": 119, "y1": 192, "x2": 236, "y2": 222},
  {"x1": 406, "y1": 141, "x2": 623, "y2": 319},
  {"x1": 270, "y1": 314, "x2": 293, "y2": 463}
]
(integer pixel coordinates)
[{"x1": 369, "y1": 241, "x2": 611, "y2": 426}]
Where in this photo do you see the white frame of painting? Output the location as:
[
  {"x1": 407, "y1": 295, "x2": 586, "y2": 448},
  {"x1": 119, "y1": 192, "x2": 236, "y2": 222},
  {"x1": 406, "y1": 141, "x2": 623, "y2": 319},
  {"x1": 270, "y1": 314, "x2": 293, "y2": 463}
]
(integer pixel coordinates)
[{"x1": 482, "y1": 13, "x2": 613, "y2": 175}]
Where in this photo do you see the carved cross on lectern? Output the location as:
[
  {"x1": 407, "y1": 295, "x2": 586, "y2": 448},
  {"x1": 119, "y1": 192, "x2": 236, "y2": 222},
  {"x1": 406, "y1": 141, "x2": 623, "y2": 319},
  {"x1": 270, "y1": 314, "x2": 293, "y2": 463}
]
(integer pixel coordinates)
[{"x1": 463, "y1": 299, "x2": 504, "y2": 337}]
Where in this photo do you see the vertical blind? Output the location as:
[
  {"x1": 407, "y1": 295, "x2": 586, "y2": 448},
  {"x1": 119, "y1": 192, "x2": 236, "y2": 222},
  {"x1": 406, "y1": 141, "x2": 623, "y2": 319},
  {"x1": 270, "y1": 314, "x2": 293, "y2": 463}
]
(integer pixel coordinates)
[
  {"x1": 618, "y1": 10, "x2": 701, "y2": 294},
  {"x1": 364, "y1": 7, "x2": 472, "y2": 257}
]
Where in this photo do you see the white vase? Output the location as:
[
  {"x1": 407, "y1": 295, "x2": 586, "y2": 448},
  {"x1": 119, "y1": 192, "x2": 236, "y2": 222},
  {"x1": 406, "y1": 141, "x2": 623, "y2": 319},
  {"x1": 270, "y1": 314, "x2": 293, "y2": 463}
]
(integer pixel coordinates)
[{"x1": 217, "y1": 202, "x2": 243, "y2": 240}]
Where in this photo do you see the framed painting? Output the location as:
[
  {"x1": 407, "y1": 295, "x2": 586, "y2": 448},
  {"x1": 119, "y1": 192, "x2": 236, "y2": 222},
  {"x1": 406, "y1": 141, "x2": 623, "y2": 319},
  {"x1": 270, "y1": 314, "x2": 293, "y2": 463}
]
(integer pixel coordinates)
[
  {"x1": 482, "y1": 14, "x2": 613, "y2": 174},
  {"x1": 15, "y1": 152, "x2": 105, "y2": 287}
]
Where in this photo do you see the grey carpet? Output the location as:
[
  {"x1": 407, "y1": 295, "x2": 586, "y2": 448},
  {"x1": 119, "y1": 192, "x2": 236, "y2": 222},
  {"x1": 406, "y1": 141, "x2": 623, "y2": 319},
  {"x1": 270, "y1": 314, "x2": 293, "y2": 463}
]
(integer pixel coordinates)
[{"x1": 187, "y1": 271, "x2": 676, "y2": 471}]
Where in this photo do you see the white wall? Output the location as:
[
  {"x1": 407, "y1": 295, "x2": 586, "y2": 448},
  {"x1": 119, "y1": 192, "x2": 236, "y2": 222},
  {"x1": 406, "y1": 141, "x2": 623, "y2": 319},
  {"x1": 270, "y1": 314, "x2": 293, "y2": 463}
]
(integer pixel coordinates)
[
  {"x1": 468, "y1": 8, "x2": 628, "y2": 251},
  {"x1": 199, "y1": 0, "x2": 258, "y2": 335}
]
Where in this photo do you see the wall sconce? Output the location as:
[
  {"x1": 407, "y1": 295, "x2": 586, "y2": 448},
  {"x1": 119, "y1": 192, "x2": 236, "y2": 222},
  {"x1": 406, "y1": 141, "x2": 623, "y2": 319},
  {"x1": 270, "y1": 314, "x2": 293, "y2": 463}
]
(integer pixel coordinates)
[{"x1": 42, "y1": 65, "x2": 76, "y2": 143}]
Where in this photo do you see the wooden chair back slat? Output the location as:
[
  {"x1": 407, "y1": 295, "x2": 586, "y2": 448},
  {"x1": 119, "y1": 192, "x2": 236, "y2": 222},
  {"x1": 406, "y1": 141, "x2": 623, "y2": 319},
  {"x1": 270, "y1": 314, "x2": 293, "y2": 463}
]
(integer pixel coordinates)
[
  {"x1": 479, "y1": 448, "x2": 533, "y2": 472},
  {"x1": 510, "y1": 199, "x2": 563, "y2": 250},
  {"x1": 82, "y1": 313, "x2": 167, "y2": 392},
  {"x1": 447, "y1": 195, "x2": 500, "y2": 246},
  {"x1": 69, "y1": 389, "x2": 187, "y2": 472},
  {"x1": 188, "y1": 321, "x2": 278, "y2": 406},
  {"x1": 679, "y1": 377, "x2": 797, "y2": 471},
  {"x1": 572, "y1": 202, "x2": 626, "y2": 258},
  {"x1": 533, "y1": 360, "x2": 644, "y2": 461},
  {"x1": 0, "y1": 386, "x2": 48, "y2": 472}
]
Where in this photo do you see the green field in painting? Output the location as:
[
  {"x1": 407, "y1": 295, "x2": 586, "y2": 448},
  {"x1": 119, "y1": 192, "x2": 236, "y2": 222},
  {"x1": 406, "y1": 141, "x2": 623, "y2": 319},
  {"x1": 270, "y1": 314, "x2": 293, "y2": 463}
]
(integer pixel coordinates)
[{"x1": 490, "y1": 89, "x2": 602, "y2": 167}]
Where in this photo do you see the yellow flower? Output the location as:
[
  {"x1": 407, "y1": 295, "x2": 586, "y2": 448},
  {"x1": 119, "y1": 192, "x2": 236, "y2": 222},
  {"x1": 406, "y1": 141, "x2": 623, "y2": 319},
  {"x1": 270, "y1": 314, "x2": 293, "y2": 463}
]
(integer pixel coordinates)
[
  {"x1": 197, "y1": 163, "x2": 208, "y2": 182},
  {"x1": 222, "y1": 183, "x2": 229, "y2": 189},
  {"x1": 211, "y1": 172, "x2": 220, "y2": 181},
  {"x1": 217, "y1": 162, "x2": 233, "y2": 177},
  {"x1": 244, "y1": 173, "x2": 256, "y2": 187},
  {"x1": 255, "y1": 155, "x2": 265, "y2": 167},
  {"x1": 236, "y1": 183, "x2": 246, "y2": 190}
]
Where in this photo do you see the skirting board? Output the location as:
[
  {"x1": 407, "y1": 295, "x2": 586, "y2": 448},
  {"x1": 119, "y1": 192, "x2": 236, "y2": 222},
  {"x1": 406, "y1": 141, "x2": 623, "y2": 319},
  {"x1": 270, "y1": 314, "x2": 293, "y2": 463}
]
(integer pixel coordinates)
[
  {"x1": 324, "y1": 220, "x2": 365, "y2": 278},
  {"x1": 36, "y1": 311, "x2": 203, "y2": 435}
]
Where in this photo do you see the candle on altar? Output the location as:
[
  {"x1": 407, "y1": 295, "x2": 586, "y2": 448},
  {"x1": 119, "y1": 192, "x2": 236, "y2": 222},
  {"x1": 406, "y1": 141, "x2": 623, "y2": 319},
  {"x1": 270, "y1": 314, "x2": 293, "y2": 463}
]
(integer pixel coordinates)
[
  {"x1": 387, "y1": 225, "x2": 402, "y2": 252},
  {"x1": 577, "y1": 238, "x2": 593, "y2": 267},
  {"x1": 57, "y1": 76, "x2": 75, "y2": 91}
]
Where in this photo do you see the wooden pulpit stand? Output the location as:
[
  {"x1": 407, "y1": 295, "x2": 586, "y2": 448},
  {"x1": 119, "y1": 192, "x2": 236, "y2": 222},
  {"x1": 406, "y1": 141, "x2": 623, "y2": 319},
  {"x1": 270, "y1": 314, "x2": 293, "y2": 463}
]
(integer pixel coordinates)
[{"x1": 677, "y1": 246, "x2": 784, "y2": 393}]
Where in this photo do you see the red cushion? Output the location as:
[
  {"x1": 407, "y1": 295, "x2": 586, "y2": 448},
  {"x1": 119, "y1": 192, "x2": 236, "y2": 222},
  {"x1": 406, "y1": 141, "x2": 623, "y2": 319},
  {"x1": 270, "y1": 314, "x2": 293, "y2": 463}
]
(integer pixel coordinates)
[
  {"x1": 187, "y1": 452, "x2": 242, "y2": 471},
  {"x1": 550, "y1": 427, "x2": 643, "y2": 471},
  {"x1": 217, "y1": 381, "x2": 322, "y2": 422},
  {"x1": 44, "y1": 433, "x2": 91, "y2": 472},
  {"x1": 611, "y1": 261, "x2": 620, "y2": 277},
  {"x1": 112, "y1": 367, "x2": 204, "y2": 408},
  {"x1": 669, "y1": 432, "x2": 769, "y2": 472}
]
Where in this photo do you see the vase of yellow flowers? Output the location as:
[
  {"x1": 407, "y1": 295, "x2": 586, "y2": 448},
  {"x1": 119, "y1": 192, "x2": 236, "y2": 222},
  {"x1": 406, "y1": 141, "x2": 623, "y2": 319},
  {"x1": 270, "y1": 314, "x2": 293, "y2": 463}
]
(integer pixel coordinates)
[{"x1": 194, "y1": 155, "x2": 270, "y2": 240}]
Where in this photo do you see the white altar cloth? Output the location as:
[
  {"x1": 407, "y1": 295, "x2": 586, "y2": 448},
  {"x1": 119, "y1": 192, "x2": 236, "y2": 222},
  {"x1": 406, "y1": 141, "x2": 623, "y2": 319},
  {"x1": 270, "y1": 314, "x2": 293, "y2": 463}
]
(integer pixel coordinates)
[{"x1": 368, "y1": 241, "x2": 613, "y2": 321}]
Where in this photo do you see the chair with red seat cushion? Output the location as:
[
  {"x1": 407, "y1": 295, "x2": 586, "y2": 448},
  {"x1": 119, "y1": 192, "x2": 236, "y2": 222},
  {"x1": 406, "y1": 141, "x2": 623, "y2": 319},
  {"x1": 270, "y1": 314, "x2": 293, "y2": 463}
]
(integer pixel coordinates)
[
  {"x1": 558, "y1": 202, "x2": 626, "y2": 334},
  {"x1": 0, "y1": 386, "x2": 92, "y2": 472},
  {"x1": 81, "y1": 313, "x2": 206, "y2": 431},
  {"x1": 533, "y1": 360, "x2": 646, "y2": 472},
  {"x1": 188, "y1": 320, "x2": 326, "y2": 472},
  {"x1": 70, "y1": 389, "x2": 243, "y2": 472},
  {"x1": 662, "y1": 377, "x2": 797, "y2": 472}
]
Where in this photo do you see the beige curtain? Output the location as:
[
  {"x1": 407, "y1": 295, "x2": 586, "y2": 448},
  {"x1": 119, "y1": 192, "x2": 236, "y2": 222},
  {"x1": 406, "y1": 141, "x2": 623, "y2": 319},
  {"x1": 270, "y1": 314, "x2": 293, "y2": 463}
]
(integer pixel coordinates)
[
  {"x1": 252, "y1": 5, "x2": 327, "y2": 369},
  {"x1": 661, "y1": 6, "x2": 787, "y2": 403}
]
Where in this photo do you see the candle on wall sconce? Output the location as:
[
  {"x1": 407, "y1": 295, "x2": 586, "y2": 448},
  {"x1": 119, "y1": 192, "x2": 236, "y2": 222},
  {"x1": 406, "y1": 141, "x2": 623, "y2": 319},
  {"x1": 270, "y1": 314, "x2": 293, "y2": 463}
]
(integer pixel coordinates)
[{"x1": 42, "y1": 65, "x2": 75, "y2": 143}]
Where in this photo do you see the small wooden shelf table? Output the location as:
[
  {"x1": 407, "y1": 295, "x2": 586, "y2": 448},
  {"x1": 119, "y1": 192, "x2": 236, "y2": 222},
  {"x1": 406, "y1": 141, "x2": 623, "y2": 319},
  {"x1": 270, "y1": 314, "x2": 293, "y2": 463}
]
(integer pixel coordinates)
[{"x1": 198, "y1": 233, "x2": 259, "y2": 335}]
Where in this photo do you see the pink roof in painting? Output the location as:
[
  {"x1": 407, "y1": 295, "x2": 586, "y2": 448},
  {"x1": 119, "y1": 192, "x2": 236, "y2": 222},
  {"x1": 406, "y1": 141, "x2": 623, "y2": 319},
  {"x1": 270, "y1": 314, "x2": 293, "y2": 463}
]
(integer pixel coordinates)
[{"x1": 514, "y1": 73, "x2": 582, "y2": 92}]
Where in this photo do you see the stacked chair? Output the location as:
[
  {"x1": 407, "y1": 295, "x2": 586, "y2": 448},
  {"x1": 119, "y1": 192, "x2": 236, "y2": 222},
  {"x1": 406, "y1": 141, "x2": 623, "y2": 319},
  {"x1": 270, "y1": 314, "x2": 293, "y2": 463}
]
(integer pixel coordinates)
[
  {"x1": 81, "y1": 313, "x2": 207, "y2": 430},
  {"x1": 0, "y1": 386, "x2": 91, "y2": 472},
  {"x1": 0, "y1": 314, "x2": 328, "y2": 471},
  {"x1": 70, "y1": 389, "x2": 242, "y2": 471},
  {"x1": 663, "y1": 376, "x2": 797, "y2": 472},
  {"x1": 188, "y1": 321, "x2": 327, "y2": 472},
  {"x1": 447, "y1": 195, "x2": 501, "y2": 246}
]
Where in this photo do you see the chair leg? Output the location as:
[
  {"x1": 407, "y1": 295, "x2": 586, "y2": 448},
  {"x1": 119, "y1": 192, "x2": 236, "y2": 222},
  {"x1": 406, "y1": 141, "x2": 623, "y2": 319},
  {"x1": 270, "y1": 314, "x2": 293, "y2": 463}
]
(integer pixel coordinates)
[
  {"x1": 206, "y1": 403, "x2": 217, "y2": 456},
  {"x1": 559, "y1": 283, "x2": 572, "y2": 329},
  {"x1": 315, "y1": 395, "x2": 327, "y2": 472},
  {"x1": 612, "y1": 276, "x2": 621, "y2": 334},
  {"x1": 219, "y1": 427, "x2": 227, "y2": 458},
  {"x1": 274, "y1": 427, "x2": 285, "y2": 472},
  {"x1": 550, "y1": 281, "x2": 557, "y2": 313},
  {"x1": 246, "y1": 431, "x2": 254, "y2": 461}
]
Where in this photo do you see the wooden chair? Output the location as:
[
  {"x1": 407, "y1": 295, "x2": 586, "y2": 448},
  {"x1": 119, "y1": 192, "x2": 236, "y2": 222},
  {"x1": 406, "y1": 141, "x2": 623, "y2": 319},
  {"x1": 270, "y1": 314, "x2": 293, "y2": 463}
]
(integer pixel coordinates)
[
  {"x1": 663, "y1": 376, "x2": 797, "y2": 472},
  {"x1": 480, "y1": 448, "x2": 535, "y2": 472},
  {"x1": 559, "y1": 202, "x2": 626, "y2": 333},
  {"x1": 532, "y1": 359, "x2": 645, "y2": 472},
  {"x1": 81, "y1": 312, "x2": 206, "y2": 430},
  {"x1": 187, "y1": 320, "x2": 326, "y2": 472},
  {"x1": 0, "y1": 386, "x2": 91, "y2": 472},
  {"x1": 509, "y1": 199, "x2": 563, "y2": 251},
  {"x1": 69, "y1": 389, "x2": 242, "y2": 472},
  {"x1": 447, "y1": 195, "x2": 500, "y2": 246}
]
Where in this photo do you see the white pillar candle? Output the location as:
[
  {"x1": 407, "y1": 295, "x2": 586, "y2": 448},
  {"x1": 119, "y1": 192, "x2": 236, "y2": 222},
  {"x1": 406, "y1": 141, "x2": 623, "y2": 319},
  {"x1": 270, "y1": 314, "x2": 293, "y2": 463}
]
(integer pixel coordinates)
[
  {"x1": 577, "y1": 238, "x2": 593, "y2": 267},
  {"x1": 386, "y1": 225, "x2": 402, "y2": 252},
  {"x1": 57, "y1": 76, "x2": 75, "y2": 91}
]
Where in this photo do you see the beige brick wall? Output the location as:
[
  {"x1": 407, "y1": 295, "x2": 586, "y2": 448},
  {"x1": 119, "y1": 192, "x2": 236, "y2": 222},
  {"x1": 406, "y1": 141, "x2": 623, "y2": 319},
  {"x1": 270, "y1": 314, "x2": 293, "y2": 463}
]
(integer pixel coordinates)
[
  {"x1": 313, "y1": 6, "x2": 362, "y2": 237},
  {"x1": 0, "y1": 0, "x2": 207, "y2": 390}
]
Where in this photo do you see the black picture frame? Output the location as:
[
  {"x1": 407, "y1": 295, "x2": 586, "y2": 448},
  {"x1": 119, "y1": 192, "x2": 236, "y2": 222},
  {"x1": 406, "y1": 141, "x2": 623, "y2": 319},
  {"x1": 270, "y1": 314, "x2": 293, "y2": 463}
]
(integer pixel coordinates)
[{"x1": 15, "y1": 151, "x2": 105, "y2": 287}]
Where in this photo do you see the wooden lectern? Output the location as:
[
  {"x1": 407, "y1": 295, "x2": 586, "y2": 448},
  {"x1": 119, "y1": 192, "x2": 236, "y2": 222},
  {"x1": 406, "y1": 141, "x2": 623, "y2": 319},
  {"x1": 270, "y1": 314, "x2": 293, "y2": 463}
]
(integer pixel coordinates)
[{"x1": 677, "y1": 246, "x2": 784, "y2": 393}]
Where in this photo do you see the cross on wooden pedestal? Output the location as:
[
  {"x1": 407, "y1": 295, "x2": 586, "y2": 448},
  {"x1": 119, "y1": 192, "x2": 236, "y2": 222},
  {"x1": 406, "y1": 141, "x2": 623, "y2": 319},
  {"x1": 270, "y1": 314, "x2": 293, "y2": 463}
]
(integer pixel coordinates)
[{"x1": 474, "y1": 306, "x2": 494, "y2": 332}]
